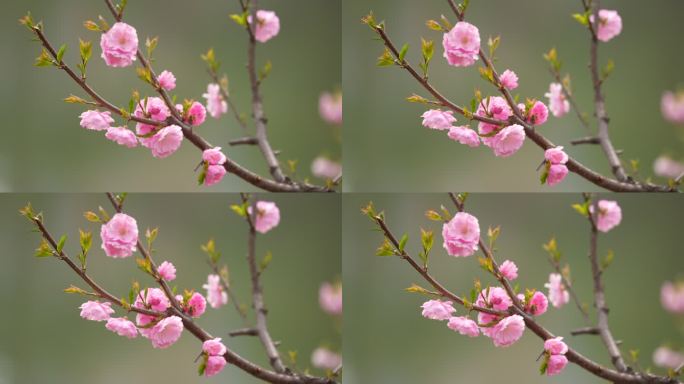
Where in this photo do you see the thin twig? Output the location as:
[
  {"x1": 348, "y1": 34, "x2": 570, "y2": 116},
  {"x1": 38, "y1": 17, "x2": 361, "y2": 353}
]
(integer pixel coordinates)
[
  {"x1": 207, "y1": 261, "x2": 248, "y2": 323},
  {"x1": 548, "y1": 69, "x2": 590, "y2": 130},
  {"x1": 207, "y1": 70, "x2": 248, "y2": 132},
  {"x1": 547, "y1": 258, "x2": 591, "y2": 325},
  {"x1": 571, "y1": 326, "x2": 600, "y2": 336},
  {"x1": 229, "y1": 327, "x2": 259, "y2": 337}
]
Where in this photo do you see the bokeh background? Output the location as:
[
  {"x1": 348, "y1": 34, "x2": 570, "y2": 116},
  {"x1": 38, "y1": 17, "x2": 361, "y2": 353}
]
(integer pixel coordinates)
[
  {"x1": 1, "y1": 0, "x2": 340, "y2": 192},
  {"x1": 343, "y1": 193, "x2": 683, "y2": 383},
  {"x1": 0, "y1": 193, "x2": 341, "y2": 383},
  {"x1": 343, "y1": 0, "x2": 684, "y2": 191}
]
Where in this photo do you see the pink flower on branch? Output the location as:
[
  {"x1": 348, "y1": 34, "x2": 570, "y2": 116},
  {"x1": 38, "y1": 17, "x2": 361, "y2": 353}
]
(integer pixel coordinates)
[
  {"x1": 547, "y1": 164, "x2": 569, "y2": 186},
  {"x1": 148, "y1": 315, "x2": 184, "y2": 349},
  {"x1": 421, "y1": 299, "x2": 455, "y2": 321},
  {"x1": 491, "y1": 124, "x2": 526, "y2": 158},
  {"x1": 134, "y1": 287, "x2": 171, "y2": 313},
  {"x1": 100, "y1": 22, "x2": 138, "y2": 68},
  {"x1": 248, "y1": 10, "x2": 280, "y2": 43},
  {"x1": 205, "y1": 355, "x2": 228, "y2": 377},
  {"x1": 248, "y1": 201, "x2": 281, "y2": 234},
  {"x1": 421, "y1": 109, "x2": 457, "y2": 130},
  {"x1": 660, "y1": 281, "x2": 684, "y2": 314},
  {"x1": 105, "y1": 317, "x2": 138, "y2": 339},
  {"x1": 311, "y1": 157, "x2": 342, "y2": 180},
  {"x1": 319, "y1": 282, "x2": 343, "y2": 316},
  {"x1": 590, "y1": 10, "x2": 622, "y2": 43},
  {"x1": 442, "y1": 22, "x2": 480, "y2": 67},
  {"x1": 186, "y1": 102, "x2": 207, "y2": 127},
  {"x1": 319, "y1": 91, "x2": 343, "y2": 125},
  {"x1": 589, "y1": 200, "x2": 622, "y2": 233},
  {"x1": 490, "y1": 314, "x2": 525, "y2": 348},
  {"x1": 546, "y1": 354, "x2": 569, "y2": 376},
  {"x1": 157, "y1": 70, "x2": 176, "y2": 91},
  {"x1": 105, "y1": 127, "x2": 138, "y2": 148},
  {"x1": 203, "y1": 274, "x2": 228, "y2": 309},
  {"x1": 447, "y1": 316, "x2": 480, "y2": 337},
  {"x1": 527, "y1": 101, "x2": 549, "y2": 126},
  {"x1": 80, "y1": 110, "x2": 115, "y2": 131},
  {"x1": 477, "y1": 287, "x2": 513, "y2": 311},
  {"x1": 311, "y1": 347, "x2": 342, "y2": 371},
  {"x1": 203, "y1": 147, "x2": 227, "y2": 166},
  {"x1": 653, "y1": 156, "x2": 684, "y2": 179},
  {"x1": 157, "y1": 261, "x2": 176, "y2": 281},
  {"x1": 185, "y1": 292, "x2": 207, "y2": 318},
  {"x1": 79, "y1": 300, "x2": 114, "y2": 321},
  {"x1": 499, "y1": 69, "x2": 519, "y2": 90},
  {"x1": 544, "y1": 337, "x2": 569, "y2": 355},
  {"x1": 526, "y1": 291, "x2": 549, "y2": 316},
  {"x1": 441, "y1": 212, "x2": 480, "y2": 257},
  {"x1": 447, "y1": 126, "x2": 480, "y2": 147},
  {"x1": 545, "y1": 273, "x2": 570, "y2": 308},
  {"x1": 203, "y1": 338, "x2": 227, "y2": 356},
  {"x1": 100, "y1": 213, "x2": 138, "y2": 258},
  {"x1": 203, "y1": 84, "x2": 228, "y2": 119},
  {"x1": 499, "y1": 260, "x2": 518, "y2": 280},
  {"x1": 545, "y1": 83, "x2": 570, "y2": 117},
  {"x1": 148, "y1": 125, "x2": 183, "y2": 159},
  {"x1": 205, "y1": 165, "x2": 227, "y2": 186}
]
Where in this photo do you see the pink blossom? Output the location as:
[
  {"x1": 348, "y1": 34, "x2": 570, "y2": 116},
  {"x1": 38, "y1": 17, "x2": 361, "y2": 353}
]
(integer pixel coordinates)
[
  {"x1": 105, "y1": 317, "x2": 138, "y2": 339},
  {"x1": 203, "y1": 84, "x2": 228, "y2": 119},
  {"x1": 319, "y1": 282, "x2": 343, "y2": 315},
  {"x1": 148, "y1": 125, "x2": 183, "y2": 158},
  {"x1": 80, "y1": 110, "x2": 115, "y2": 131},
  {"x1": 157, "y1": 70, "x2": 176, "y2": 91},
  {"x1": 447, "y1": 126, "x2": 481, "y2": 147},
  {"x1": 311, "y1": 347, "x2": 342, "y2": 370},
  {"x1": 100, "y1": 213, "x2": 138, "y2": 258},
  {"x1": 203, "y1": 274, "x2": 228, "y2": 309},
  {"x1": 105, "y1": 127, "x2": 138, "y2": 148},
  {"x1": 421, "y1": 299, "x2": 456, "y2": 321},
  {"x1": 311, "y1": 157, "x2": 342, "y2": 180},
  {"x1": 203, "y1": 338, "x2": 227, "y2": 356},
  {"x1": 100, "y1": 22, "x2": 138, "y2": 68},
  {"x1": 547, "y1": 164, "x2": 569, "y2": 187},
  {"x1": 134, "y1": 287, "x2": 171, "y2": 312},
  {"x1": 547, "y1": 354, "x2": 569, "y2": 376},
  {"x1": 319, "y1": 92, "x2": 342, "y2": 125},
  {"x1": 545, "y1": 147, "x2": 569, "y2": 165},
  {"x1": 654, "y1": 156, "x2": 684, "y2": 179},
  {"x1": 476, "y1": 96, "x2": 513, "y2": 147},
  {"x1": 205, "y1": 355, "x2": 227, "y2": 377},
  {"x1": 79, "y1": 300, "x2": 114, "y2": 321},
  {"x1": 477, "y1": 287, "x2": 513, "y2": 311},
  {"x1": 660, "y1": 281, "x2": 684, "y2": 314},
  {"x1": 499, "y1": 260, "x2": 518, "y2": 280},
  {"x1": 526, "y1": 291, "x2": 549, "y2": 316},
  {"x1": 527, "y1": 101, "x2": 549, "y2": 126},
  {"x1": 135, "y1": 97, "x2": 171, "y2": 147},
  {"x1": 157, "y1": 261, "x2": 176, "y2": 281},
  {"x1": 590, "y1": 10, "x2": 622, "y2": 43},
  {"x1": 248, "y1": 201, "x2": 281, "y2": 234},
  {"x1": 499, "y1": 70, "x2": 519, "y2": 90},
  {"x1": 442, "y1": 22, "x2": 480, "y2": 67},
  {"x1": 545, "y1": 83, "x2": 570, "y2": 117},
  {"x1": 204, "y1": 165, "x2": 227, "y2": 186},
  {"x1": 490, "y1": 314, "x2": 525, "y2": 347},
  {"x1": 545, "y1": 273, "x2": 570, "y2": 308},
  {"x1": 447, "y1": 316, "x2": 480, "y2": 337},
  {"x1": 544, "y1": 337, "x2": 568, "y2": 355},
  {"x1": 589, "y1": 200, "x2": 622, "y2": 233},
  {"x1": 134, "y1": 313, "x2": 157, "y2": 339},
  {"x1": 248, "y1": 10, "x2": 280, "y2": 43},
  {"x1": 653, "y1": 346, "x2": 684, "y2": 370},
  {"x1": 149, "y1": 315, "x2": 184, "y2": 349},
  {"x1": 441, "y1": 212, "x2": 480, "y2": 257},
  {"x1": 186, "y1": 292, "x2": 207, "y2": 318},
  {"x1": 491, "y1": 124, "x2": 526, "y2": 158},
  {"x1": 187, "y1": 102, "x2": 206, "y2": 127},
  {"x1": 661, "y1": 91, "x2": 684, "y2": 124},
  {"x1": 203, "y1": 147, "x2": 227, "y2": 166},
  {"x1": 421, "y1": 109, "x2": 457, "y2": 130},
  {"x1": 477, "y1": 311, "x2": 500, "y2": 338}
]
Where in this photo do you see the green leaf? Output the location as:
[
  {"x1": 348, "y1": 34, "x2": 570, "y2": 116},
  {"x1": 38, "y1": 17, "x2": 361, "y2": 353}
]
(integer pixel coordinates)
[
  {"x1": 601, "y1": 59, "x2": 615, "y2": 81},
  {"x1": 229, "y1": 12, "x2": 249, "y2": 27},
  {"x1": 425, "y1": 19, "x2": 443, "y2": 31},
  {"x1": 376, "y1": 238, "x2": 395, "y2": 256},
  {"x1": 83, "y1": 211, "x2": 101, "y2": 223},
  {"x1": 425, "y1": 210, "x2": 442, "y2": 221},
  {"x1": 258, "y1": 60, "x2": 272, "y2": 82},
  {"x1": 145, "y1": 227, "x2": 158, "y2": 250},
  {"x1": 35, "y1": 239, "x2": 53, "y2": 257},
  {"x1": 145, "y1": 36, "x2": 159, "y2": 59},
  {"x1": 406, "y1": 94, "x2": 429, "y2": 104},
  {"x1": 83, "y1": 20, "x2": 101, "y2": 32},
  {"x1": 398, "y1": 234, "x2": 408, "y2": 252},
  {"x1": 571, "y1": 202, "x2": 590, "y2": 217},
  {"x1": 540, "y1": 161, "x2": 551, "y2": 184},
  {"x1": 601, "y1": 249, "x2": 615, "y2": 271},
  {"x1": 398, "y1": 43, "x2": 409, "y2": 62},
  {"x1": 56, "y1": 44, "x2": 67, "y2": 63},
  {"x1": 136, "y1": 258, "x2": 153, "y2": 275},
  {"x1": 361, "y1": 12, "x2": 377, "y2": 28},
  {"x1": 201, "y1": 239, "x2": 221, "y2": 264},
  {"x1": 259, "y1": 251, "x2": 273, "y2": 273},
  {"x1": 230, "y1": 202, "x2": 248, "y2": 218},
  {"x1": 64, "y1": 285, "x2": 87, "y2": 295},
  {"x1": 539, "y1": 353, "x2": 550, "y2": 375},
  {"x1": 542, "y1": 237, "x2": 561, "y2": 262},
  {"x1": 197, "y1": 354, "x2": 208, "y2": 376},
  {"x1": 377, "y1": 47, "x2": 395, "y2": 67},
  {"x1": 34, "y1": 49, "x2": 54, "y2": 67},
  {"x1": 487, "y1": 36, "x2": 500, "y2": 59},
  {"x1": 56, "y1": 235, "x2": 67, "y2": 253},
  {"x1": 572, "y1": 12, "x2": 590, "y2": 26},
  {"x1": 405, "y1": 283, "x2": 430, "y2": 295}
]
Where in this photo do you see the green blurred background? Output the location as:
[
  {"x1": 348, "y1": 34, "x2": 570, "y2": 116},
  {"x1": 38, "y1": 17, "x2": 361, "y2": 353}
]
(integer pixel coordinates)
[
  {"x1": 1, "y1": 0, "x2": 340, "y2": 192},
  {"x1": 0, "y1": 193, "x2": 340, "y2": 383},
  {"x1": 343, "y1": 193, "x2": 683, "y2": 383},
  {"x1": 343, "y1": 0, "x2": 684, "y2": 191}
]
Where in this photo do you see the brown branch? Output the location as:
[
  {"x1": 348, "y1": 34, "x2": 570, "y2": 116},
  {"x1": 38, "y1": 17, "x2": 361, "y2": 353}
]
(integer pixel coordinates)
[
  {"x1": 571, "y1": 326, "x2": 600, "y2": 336},
  {"x1": 229, "y1": 327, "x2": 259, "y2": 337},
  {"x1": 230, "y1": 137, "x2": 260, "y2": 146}
]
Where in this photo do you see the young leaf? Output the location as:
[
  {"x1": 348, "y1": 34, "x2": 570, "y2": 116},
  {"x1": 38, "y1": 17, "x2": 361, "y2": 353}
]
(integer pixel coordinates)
[
  {"x1": 56, "y1": 44, "x2": 67, "y2": 63},
  {"x1": 377, "y1": 47, "x2": 395, "y2": 67},
  {"x1": 398, "y1": 43, "x2": 409, "y2": 62},
  {"x1": 56, "y1": 235, "x2": 67, "y2": 253},
  {"x1": 259, "y1": 251, "x2": 273, "y2": 273},
  {"x1": 406, "y1": 94, "x2": 429, "y2": 104},
  {"x1": 35, "y1": 239, "x2": 53, "y2": 257},
  {"x1": 398, "y1": 234, "x2": 408, "y2": 253}
]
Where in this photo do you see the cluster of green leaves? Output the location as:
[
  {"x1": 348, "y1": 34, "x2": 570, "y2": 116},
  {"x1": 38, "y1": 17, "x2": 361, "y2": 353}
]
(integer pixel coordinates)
[{"x1": 201, "y1": 238, "x2": 222, "y2": 264}]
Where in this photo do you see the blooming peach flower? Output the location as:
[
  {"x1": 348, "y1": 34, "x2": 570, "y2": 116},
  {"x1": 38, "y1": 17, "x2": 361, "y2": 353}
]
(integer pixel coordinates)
[
  {"x1": 589, "y1": 200, "x2": 622, "y2": 233},
  {"x1": 477, "y1": 287, "x2": 513, "y2": 311},
  {"x1": 311, "y1": 347, "x2": 342, "y2": 370},
  {"x1": 545, "y1": 273, "x2": 570, "y2": 308},
  {"x1": 319, "y1": 92, "x2": 342, "y2": 125},
  {"x1": 547, "y1": 164, "x2": 569, "y2": 187},
  {"x1": 149, "y1": 315, "x2": 184, "y2": 349},
  {"x1": 447, "y1": 316, "x2": 480, "y2": 337},
  {"x1": 148, "y1": 125, "x2": 183, "y2": 158},
  {"x1": 661, "y1": 91, "x2": 684, "y2": 124},
  {"x1": 135, "y1": 97, "x2": 171, "y2": 147},
  {"x1": 421, "y1": 109, "x2": 457, "y2": 130},
  {"x1": 205, "y1": 165, "x2": 227, "y2": 186},
  {"x1": 545, "y1": 83, "x2": 570, "y2": 117},
  {"x1": 79, "y1": 300, "x2": 114, "y2": 321},
  {"x1": 185, "y1": 292, "x2": 207, "y2": 318},
  {"x1": 248, "y1": 201, "x2": 281, "y2": 234},
  {"x1": 421, "y1": 299, "x2": 456, "y2": 321},
  {"x1": 544, "y1": 337, "x2": 568, "y2": 355},
  {"x1": 187, "y1": 102, "x2": 206, "y2": 127},
  {"x1": 491, "y1": 314, "x2": 525, "y2": 347},
  {"x1": 499, "y1": 70, "x2": 519, "y2": 90},
  {"x1": 248, "y1": 10, "x2": 280, "y2": 43},
  {"x1": 661, "y1": 281, "x2": 684, "y2": 314},
  {"x1": 203, "y1": 84, "x2": 228, "y2": 119},
  {"x1": 311, "y1": 157, "x2": 342, "y2": 180},
  {"x1": 319, "y1": 282, "x2": 343, "y2": 315},
  {"x1": 491, "y1": 124, "x2": 526, "y2": 158},
  {"x1": 105, "y1": 127, "x2": 138, "y2": 148},
  {"x1": 100, "y1": 213, "x2": 138, "y2": 258},
  {"x1": 80, "y1": 110, "x2": 115, "y2": 131},
  {"x1": 477, "y1": 96, "x2": 513, "y2": 147},
  {"x1": 203, "y1": 147, "x2": 227, "y2": 166},
  {"x1": 203, "y1": 338, "x2": 227, "y2": 356},
  {"x1": 157, "y1": 70, "x2": 176, "y2": 91},
  {"x1": 442, "y1": 22, "x2": 480, "y2": 67},
  {"x1": 447, "y1": 126, "x2": 480, "y2": 147},
  {"x1": 499, "y1": 260, "x2": 518, "y2": 280},
  {"x1": 547, "y1": 354, "x2": 569, "y2": 376},
  {"x1": 442, "y1": 212, "x2": 480, "y2": 257},
  {"x1": 527, "y1": 101, "x2": 549, "y2": 126},
  {"x1": 134, "y1": 287, "x2": 171, "y2": 312},
  {"x1": 100, "y1": 22, "x2": 138, "y2": 67},
  {"x1": 203, "y1": 274, "x2": 228, "y2": 309},
  {"x1": 653, "y1": 346, "x2": 684, "y2": 370},
  {"x1": 545, "y1": 147, "x2": 568, "y2": 165},
  {"x1": 157, "y1": 261, "x2": 176, "y2": 281},
  {"x1": 590, "y1": 10, "x2": 622, "y2": 43},
  {"x1": 105, "y1": 317, "x2": 138, "y2": 339},
  {"x1": 653, "y1": 156, "x2": 684, "y2": 179},
  {"x1": 205, "y1": 355, "x2": 227, "y2": 377},
  {"x1": 527, "y1": 291, "x2": 549, "y2": 316}
]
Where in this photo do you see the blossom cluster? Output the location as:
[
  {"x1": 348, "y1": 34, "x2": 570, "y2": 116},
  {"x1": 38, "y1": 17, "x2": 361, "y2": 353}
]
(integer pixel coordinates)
[{"x1": 202, "y1": 338, "x2": 228, "y2": 377}]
